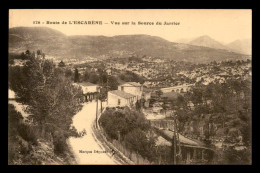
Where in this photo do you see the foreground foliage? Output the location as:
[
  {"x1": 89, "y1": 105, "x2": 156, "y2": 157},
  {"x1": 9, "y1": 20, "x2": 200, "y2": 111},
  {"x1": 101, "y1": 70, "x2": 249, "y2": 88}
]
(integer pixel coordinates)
[
  {"x1": 8, "y1": 104, "x2": 76, "y2": 165},
  {"x1": 99, "y1": 107, "x2": 174, "y2": 164},
  {"x1": 9, "y1": 51, "x2": 84, "y2": 161}
]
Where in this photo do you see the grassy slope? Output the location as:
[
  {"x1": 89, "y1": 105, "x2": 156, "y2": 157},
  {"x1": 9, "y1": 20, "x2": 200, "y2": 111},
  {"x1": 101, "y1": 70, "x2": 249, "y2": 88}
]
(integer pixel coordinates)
[{"x1": 8, "y1": 103, "x2": 77, "y2": 165}]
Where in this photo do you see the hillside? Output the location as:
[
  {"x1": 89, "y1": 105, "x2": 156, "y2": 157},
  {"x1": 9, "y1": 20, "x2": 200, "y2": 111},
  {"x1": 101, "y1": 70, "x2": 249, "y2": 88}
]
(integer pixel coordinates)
[
  {"x1": 188, "y1": 35, "x2": 228, "y2": 50},
  {"x1": 9, "y1": 27, "x2": 249, "y2": 63},
  {"x1": 9, "y1": 27, "x2": 70, "y2": 57},
  {"x1": 8, "y1": 103, "x2": 77, "y2": 165},
  {"x1": 226, "y1": 39, "x2": 251, "y2": 55},
  {"x1": 175, "y1": 37, "x2": 195, "y2": 44}
]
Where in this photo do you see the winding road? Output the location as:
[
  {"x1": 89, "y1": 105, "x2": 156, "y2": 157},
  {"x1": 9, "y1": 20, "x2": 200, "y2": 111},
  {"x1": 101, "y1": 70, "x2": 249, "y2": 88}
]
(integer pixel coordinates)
[
  {"x1": 9, "y1": 89, "x2": 118, "y2": 165},
  {"x1": 68, "y1": 101, "x2": 119, "y2": 165}
]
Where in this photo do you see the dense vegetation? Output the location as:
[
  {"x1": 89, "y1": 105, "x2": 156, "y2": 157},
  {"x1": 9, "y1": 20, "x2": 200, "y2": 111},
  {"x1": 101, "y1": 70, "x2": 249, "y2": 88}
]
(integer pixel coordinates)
[
  {"x1": 170, "y1": 78, "x2": 252, "y2": 164},
  {"x1": 8, "y1": 104, "x2": 37, "y2": 164},
  {"x1": 119, "y1": 70, "x2": 145, "y2": 84},
  {"x1": 9, "y1": 51, "x2": 84, "y2": 163},
  {"x1": 99, "y1": 107, "x2": 174, "y2": 164},
  {"x1": 8, "y1": 103, "x2": 77, "y2": 165}
]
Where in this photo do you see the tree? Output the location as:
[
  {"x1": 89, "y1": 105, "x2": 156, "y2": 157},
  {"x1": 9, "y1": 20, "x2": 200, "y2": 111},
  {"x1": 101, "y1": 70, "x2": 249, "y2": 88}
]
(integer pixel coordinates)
[
  {"x1": 190, "y1": 87, "x2": 203, "y2": 106},
  {"x1": 124, "y1": 128, "x2": 156, "y2": 161},
  {"x1": 99, "y1": 107, "x2": 149, "y2": 140},
  {"x1": 107, "y1": 76, "x2": 119, "y2": 90},
  {"x1": 99, "y1": 109, "x2": 129, "y2": 140},
  {"x1": 31, "y1": 51, "x2": 36, "y2": 58},
  {"x1": 135, "y1": 100, "x2": 142, "y2": 111},
  {"x1": 20, "y1": 52, "x2": 27, "y2": 60},
  {"x1": 119, "y1": 74, "x2": 126, "y2": 81},
  {"x1": 37, "y1": 50, "x2": 42, "y2": 56},
  {"x1": 155, "y1": 90, "x2": 163, "y2": 100},
  {"x1": 58, "y1": 61, "x2": 65, "y2": 68},
  {"x1": 25, "y1": 50, "x2": 30, "y2": 55},
  {"x1": 74, "y1": 68, "x2": 79, "y2": 83},
  {"x1": 9, "y1": 61, "x2": 34, "y2": 103},
  {"x1": 98, "y1": 88, "x2": 107, "y2": 112},
  {"x1": 100, "y1": 73, "x2": 108, "y2": 85},
  {"x1": 222, "y1": 147, "x2": 251, "y2": 164},
  {"x1": 83, "y1": 70, "x2": 90, "y2": 81},
  {"x1": 99, "y1": 107, "x2": 155, "y2": 161},
  {"x1": 9, "y1": 53, "x2": 84, "y2": 155},
  {"x1": 176, "y1": 95, "x2": 186, "y2": 108},
  {"x1": 65, "y1": 69, "x2": 73, "y2": 79},
  {"x1": 89, "y1": 73, "x2": 99, "y2": 84}
]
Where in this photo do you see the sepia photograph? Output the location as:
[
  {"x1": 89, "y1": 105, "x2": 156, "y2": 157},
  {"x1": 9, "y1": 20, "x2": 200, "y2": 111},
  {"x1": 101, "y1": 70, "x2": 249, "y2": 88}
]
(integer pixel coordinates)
[{"x1": 8, "y1": 9, "x2": 252, "y2": 165}]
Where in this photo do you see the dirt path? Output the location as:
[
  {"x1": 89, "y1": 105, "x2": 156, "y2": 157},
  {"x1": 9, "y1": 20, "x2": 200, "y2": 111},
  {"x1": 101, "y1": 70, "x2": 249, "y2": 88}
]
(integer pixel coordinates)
[{"x1": 68, "y1": 101, "x2": 119, "y2": 165}]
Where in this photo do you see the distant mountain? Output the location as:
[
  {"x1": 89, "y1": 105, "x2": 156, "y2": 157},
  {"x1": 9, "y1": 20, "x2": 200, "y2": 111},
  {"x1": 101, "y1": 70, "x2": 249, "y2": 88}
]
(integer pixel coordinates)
[
  {"x1": 9, "y1": 27, "x2": 249, "y2": 63},
  {"x1": 226, "y1": 39, "x2": 251, "y2": 55},
  {"x1": 188, "y1": 35, "x2": 228, "y2": 50},
  {"x1": 9, "y1": 27, "x2": 70, "y2": 57}
]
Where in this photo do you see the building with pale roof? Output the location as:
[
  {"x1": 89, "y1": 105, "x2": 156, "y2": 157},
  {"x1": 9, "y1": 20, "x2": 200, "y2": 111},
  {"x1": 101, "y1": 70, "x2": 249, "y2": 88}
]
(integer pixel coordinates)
[
  {"x1": 107, "y1": 90, "x2": 137, "y2": 107},
  {"x1": 107, "y1": 82, "x2": 143, "y2": 107}
]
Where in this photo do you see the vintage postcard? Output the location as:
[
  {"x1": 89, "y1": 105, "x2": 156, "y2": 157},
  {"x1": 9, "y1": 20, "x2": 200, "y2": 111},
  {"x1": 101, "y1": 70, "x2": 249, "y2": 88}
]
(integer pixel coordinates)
[{"x1": 8, "y1": 9, "x2": 252, "y2": 165}]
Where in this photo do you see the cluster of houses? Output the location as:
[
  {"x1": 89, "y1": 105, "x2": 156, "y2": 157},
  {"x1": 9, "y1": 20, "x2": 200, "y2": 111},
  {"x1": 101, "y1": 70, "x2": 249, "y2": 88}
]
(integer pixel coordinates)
[
  {"x1": 74, "y1": 80, "x2": 193, "y2": 117},
  {"x1": 74, "y1": 80, "x2": 245, "y2": 148}
]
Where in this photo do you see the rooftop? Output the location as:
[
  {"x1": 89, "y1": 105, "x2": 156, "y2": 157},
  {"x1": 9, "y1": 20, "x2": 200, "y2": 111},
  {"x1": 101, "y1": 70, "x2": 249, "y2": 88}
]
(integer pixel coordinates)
[{"x1": 109, "y1": 90, "x2": 136, "y2": 99}]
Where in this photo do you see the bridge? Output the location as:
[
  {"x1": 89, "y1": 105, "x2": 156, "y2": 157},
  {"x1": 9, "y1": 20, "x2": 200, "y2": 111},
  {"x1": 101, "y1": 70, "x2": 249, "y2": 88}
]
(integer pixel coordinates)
[{"x1": 160, "y1": 84, "x2": 194, "y2": 93}]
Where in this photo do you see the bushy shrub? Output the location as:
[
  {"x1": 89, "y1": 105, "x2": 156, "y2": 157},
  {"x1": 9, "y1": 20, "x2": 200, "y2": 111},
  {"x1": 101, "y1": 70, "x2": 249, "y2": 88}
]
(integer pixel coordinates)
[
  {"x1": 99, "y1": 107, "x2": 150, "y2": 140},
  {"x1": 17, "y1": 124, "x2": 38, "y2": 145},
  {"x1": 53, "y1": 130, "x2": 68, "y2": 155},
  {"x1": 8, "y1": 104, "x2": 36, "y2": 164},
  {"x1": 124, "y1": 128, "x2": 156, "y2": 161},
  {"x1": 221, "y1": 147, "x2": 251, "y2": 164},
  {"x1": 8, "y1": 137, "x2": 20, "y2": 165},
  {"x1": 155, "y1": 146, "x2": 172, "y2": 164},
  {"x1": 99, "y1": 107, "x2": 157, "y2": 162},
  {"x1": 8, "y1": 104, "x2": 23, "y2": 136}
]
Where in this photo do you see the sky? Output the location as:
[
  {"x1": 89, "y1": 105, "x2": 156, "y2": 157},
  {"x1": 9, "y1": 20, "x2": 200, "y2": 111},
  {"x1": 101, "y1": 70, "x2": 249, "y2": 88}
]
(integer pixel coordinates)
[{"x1": 9, "y1": 9, "x2": 252, "y2": 44}]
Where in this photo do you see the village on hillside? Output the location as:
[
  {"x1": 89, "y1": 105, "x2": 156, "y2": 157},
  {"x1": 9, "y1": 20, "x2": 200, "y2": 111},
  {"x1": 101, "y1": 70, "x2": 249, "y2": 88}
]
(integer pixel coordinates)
[
  {"x1": 9, "y1": 48, "x2": 251, "y2": 165},
  {"x1": 8, "y1": 9, "x2": 252, "y2": 165}
]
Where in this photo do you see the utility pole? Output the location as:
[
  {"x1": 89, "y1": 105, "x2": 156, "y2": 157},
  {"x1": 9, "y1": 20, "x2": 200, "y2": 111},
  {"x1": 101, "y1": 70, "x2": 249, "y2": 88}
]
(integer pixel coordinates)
[
  {"x1": 172, "y1": 110, "x2": 181, "y2": 165},
  {"x1": 96, "y1": 92, "x2": 98, "y2": 129},
  {"x1": 173, "y1": 111, "x2": 177, "y2": 165}
]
